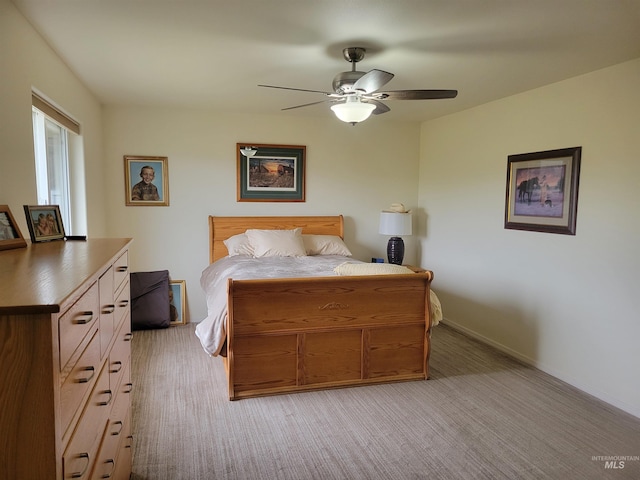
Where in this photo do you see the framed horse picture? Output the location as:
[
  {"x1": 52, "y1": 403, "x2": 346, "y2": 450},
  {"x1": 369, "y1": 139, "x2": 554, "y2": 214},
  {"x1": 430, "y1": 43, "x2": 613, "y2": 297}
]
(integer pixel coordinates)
[{"x1": 504, "y1": 147, "x2": 582, "y2": 235}]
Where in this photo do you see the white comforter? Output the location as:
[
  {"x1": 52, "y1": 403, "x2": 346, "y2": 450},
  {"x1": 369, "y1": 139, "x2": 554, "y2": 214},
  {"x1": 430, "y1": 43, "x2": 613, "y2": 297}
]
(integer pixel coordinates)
[{"x1": 195, "y1": 255, "x2": 442, "y2": 356}]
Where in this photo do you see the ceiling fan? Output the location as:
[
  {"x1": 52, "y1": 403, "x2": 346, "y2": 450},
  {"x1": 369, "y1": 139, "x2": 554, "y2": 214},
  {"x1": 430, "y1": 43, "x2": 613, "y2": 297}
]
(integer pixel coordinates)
[{"x1": 259, "y1": 47, "x2": 458, "y2": 125}]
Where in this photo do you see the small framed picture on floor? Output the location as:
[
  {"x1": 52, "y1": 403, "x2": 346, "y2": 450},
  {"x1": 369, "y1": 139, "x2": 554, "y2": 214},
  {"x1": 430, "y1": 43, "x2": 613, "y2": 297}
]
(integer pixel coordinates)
[{"x1": 170, "y1": 280, "x2": 187, "y2": 325}]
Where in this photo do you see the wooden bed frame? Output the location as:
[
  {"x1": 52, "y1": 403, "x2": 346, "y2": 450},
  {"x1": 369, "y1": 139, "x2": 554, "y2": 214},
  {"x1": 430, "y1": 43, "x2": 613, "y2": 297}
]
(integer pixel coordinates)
[{"x1": 209, "y1": 215, "x2": 434, "y2": 400}]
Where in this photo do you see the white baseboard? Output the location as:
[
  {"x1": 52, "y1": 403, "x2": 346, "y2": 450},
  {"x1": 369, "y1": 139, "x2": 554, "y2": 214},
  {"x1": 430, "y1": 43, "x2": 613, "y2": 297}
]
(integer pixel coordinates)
[{"x1": 440, "y1": 318, "x2": 640, "y2": 420}]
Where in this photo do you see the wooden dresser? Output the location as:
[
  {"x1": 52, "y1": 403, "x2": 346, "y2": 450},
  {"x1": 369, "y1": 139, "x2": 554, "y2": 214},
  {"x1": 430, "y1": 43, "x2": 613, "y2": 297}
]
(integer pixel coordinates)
[{"x1": 0, "y1": 238, "x2": 133, "y2": 479}]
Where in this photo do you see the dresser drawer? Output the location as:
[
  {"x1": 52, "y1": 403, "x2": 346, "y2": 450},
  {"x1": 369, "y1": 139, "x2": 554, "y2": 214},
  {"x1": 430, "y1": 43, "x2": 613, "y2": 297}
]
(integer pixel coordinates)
[
  {"x1": 114, "y1": 279, "x2": 130, "y2": 332},
  {"x1": 109, "y1": 319, "x2": 132, "y2": 393},
  {"x1": 112, "y1": 360, "x2": 132, "y2": 421},
  {"x1": 60, "y1": 330, "x2": 101, "y2": 435},
  {"x1": 93, "y1": 411, "x2": 132, "y2": 480},
  {"x1": 92, "y1": 368, "x2": 131, "y2": 480},
  {"x1": 63, "y1": 362, "x2": 113, "y2": 480},
  {"x1": 111, "y1": 360, "x2": 132, "y2": 449},
  {"x1": 59, "y1": 282, "x2": 100, "y2": 371},
  {"x1": 99, "y1": 266, "x2": 115, "y2": 359},
  {"x1": 113, "y1": 412, "x2": 133, "y2": 480},
  {"x1": 113, "y1": 251, "x2": 129, "y2": 294},
  {"x1": 91, "y1": 415, "x2": 131, "y2": 480}
]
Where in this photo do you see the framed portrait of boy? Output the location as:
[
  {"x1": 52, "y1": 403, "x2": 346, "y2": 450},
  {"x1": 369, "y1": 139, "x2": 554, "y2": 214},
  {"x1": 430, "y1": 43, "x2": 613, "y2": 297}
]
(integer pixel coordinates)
[
  {"x1": 124, "y1": 155, "x2": 170, "y2": 206},
  {"x1": 23, "y1": 205, "x2": 66, "y2": 243},
  {"x1": 0, "y1": 205, "x2": 27, "y2": 250}
]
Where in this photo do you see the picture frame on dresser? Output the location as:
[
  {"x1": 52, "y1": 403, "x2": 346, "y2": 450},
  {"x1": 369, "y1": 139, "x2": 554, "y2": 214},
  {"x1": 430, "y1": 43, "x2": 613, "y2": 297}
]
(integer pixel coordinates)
[
  {"x1": 170, "y1": 279, "x2": 187, "y2": 325},
  {"x1": 23, "y1": 204, "x2": 66, "y2": 243},
  {"x1": 0, "y1": 205, "x2": 27, "y2": 250}
]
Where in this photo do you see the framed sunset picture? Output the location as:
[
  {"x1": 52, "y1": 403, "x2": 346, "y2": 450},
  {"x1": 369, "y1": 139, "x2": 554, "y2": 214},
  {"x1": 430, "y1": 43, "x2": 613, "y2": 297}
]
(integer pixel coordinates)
[{"x1": 237, "y1": 143, "x2": 305, "y2": 202}]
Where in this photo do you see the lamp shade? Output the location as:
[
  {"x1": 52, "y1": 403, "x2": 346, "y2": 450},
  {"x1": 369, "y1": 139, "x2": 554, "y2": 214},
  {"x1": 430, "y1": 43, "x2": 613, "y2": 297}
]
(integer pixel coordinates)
[
  {"x1": 379, "y1": 212, "x2": 412, "y2": 236},
  {"x1": 331, "y1": 98, "x2": 375, "y2": 124}
]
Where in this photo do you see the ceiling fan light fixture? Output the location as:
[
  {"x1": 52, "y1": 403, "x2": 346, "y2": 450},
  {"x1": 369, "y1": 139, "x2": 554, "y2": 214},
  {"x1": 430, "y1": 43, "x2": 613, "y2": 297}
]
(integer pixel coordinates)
[
  {"x1": 260, "y1": 47, "x2": 457, "y2": 121},
  {"x1": 330, "y1": 97, "x2": 376, "y2": 124}
]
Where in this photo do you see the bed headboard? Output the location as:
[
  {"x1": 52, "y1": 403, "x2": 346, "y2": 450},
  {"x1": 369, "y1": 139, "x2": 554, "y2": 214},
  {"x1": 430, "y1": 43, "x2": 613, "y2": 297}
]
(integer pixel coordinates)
[{"x1": 209, "y1": 215, "x2": 344, "y2": 263}]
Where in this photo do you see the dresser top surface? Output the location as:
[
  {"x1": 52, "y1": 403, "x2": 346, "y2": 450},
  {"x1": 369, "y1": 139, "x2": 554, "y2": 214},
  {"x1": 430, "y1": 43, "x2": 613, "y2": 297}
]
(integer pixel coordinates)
[{"x1": 0, "y1": 238, "x2": 132, "y2": 314}]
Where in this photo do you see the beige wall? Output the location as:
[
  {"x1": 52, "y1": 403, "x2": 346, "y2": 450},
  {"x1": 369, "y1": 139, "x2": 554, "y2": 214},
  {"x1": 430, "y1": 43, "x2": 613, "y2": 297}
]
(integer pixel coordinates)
[
  {"x1": 102, "y1": 106, "x2": 420, "y2": 322},
  {"x1": 0, "y1": 0, "x2": 107, "y2": 237},
  {"x1": 419, "y1": 58, "x2": 640, "y2": 417}
]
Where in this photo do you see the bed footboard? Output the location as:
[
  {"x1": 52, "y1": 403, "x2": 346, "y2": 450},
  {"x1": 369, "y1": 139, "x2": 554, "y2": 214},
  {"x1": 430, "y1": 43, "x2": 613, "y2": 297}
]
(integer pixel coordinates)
[{"x1": 226, "y1": 272, "x2": 433, "y2": 400}]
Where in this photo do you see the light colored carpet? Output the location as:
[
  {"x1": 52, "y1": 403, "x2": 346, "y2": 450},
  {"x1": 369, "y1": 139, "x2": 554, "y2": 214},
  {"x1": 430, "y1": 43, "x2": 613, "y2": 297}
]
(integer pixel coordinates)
[{"x1": 130, "y1": 323, "x2": 640, "y2": 479}]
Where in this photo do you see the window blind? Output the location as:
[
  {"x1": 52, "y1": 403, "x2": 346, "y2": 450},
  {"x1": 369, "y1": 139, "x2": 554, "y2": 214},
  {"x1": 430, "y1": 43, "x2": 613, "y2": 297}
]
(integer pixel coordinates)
[{"x1": 31, "y1": 93, "x2": 80, "y2": 135}]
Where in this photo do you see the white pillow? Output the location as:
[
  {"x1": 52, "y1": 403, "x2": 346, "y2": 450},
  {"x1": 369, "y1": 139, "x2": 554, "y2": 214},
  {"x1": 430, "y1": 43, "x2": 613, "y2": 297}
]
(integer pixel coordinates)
[
  {"x1": 245, "y1": 228, "x2": 307, "y2": 257},
  {"x1": 303, "y1": 235, "x2": 352, "y2": 256},
  {"x1": 223, "y1": 233, "x2": 255, "y2": 257}
]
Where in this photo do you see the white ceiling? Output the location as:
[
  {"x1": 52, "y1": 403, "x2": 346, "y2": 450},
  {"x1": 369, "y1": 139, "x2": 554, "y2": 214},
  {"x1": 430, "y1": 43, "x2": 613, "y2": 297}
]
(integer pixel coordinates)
[{"x1": 12, "y1": 0, "x2": 640, "y2": 123}]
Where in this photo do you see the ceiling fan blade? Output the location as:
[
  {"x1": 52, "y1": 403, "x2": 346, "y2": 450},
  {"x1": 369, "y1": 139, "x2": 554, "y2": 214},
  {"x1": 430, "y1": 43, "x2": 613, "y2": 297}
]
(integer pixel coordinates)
[
  {"x1": 352, "y1": 69, "x2": 394, "y2": 94},
  {"x1": 258, "y1": 84, "x2": 332, "y2": 95},
  {"x1": 366, "y1": 99, "x2": 390, "y2": 115},
  {"x1": 281, "y1": 100, "x2": 328, "y2": 111},
  {"x1": 374, "y1": 89, "x2": 458, "y2": 100}
]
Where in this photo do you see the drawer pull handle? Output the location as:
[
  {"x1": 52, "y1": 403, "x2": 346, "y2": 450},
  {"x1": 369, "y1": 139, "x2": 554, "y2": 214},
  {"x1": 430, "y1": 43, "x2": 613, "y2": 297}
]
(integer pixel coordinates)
[
  {"x1": 77, "y1": 366, "x2": 95, "y2": 383},
  {"x1": 126, "y1": 435, "x2": 133, "y2": 448},
  {"x1": 117, "y1": 266, "x2": 128, "y2": 272},
  {"x1": 124, "y1": 333, "x2": 133, "y2": 341},
  {"x1": 100, "y1": 459, "x2": 115, "y2": 479},
  {"x1": 118, "y1": 299, "x2": 129, "y2": 308},
  {"x1": 99, "y1": 389, "x2": 113, "y2": 406},
  {"x1": 102, "y1": 304, "x2": 115, "y2": 314},
  {"x1": 71, "y1": 452, "x2": 90, "y2": 478},
  {"x1": 74, "y1": 312, "x2": 94, "y2": 325},
  {"x1": 110, "y1": 361, "x2": 122, "y2": 374},
  {"x1": 125, "y1": 382, "x2": 133, "y2": 394},
  {"x1": 111, "y1": 420, "x2": 124, "y2": 436}
]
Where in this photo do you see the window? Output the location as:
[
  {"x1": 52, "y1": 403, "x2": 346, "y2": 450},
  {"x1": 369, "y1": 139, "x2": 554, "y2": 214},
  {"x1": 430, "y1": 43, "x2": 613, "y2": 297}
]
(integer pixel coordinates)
[{"x1": 31, "y1": 93, "x2": 83, "y2": 236}]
